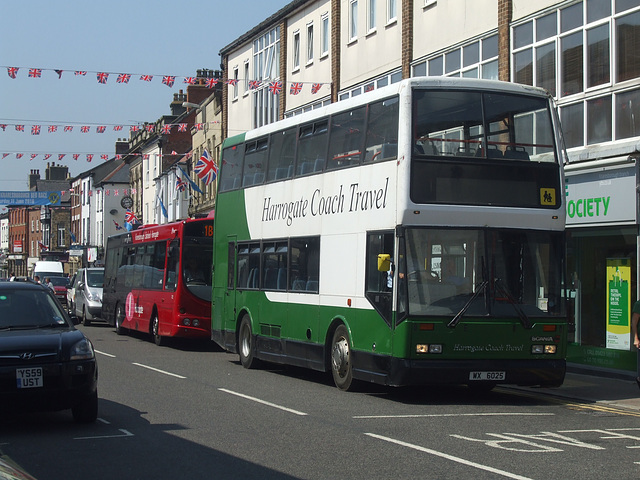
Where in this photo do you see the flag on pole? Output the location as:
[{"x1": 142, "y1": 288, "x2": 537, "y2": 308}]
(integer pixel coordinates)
[
  {"x1": 177, "y1": 166, "x2": 204, "y2": 194},
  {"x1": 194, "y1": 149, "x2": 218, "y2": 186}
]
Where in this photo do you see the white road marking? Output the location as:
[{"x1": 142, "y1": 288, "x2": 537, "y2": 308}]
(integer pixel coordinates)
[
  {"x1": 365, "y1": 433, "x2": 535, "y2": 480},
  {"x1": 218, "y1": 388, "x2": 308, "y2": 416},
  {"x1": 95, "y1": 350, "x2": 116, "y2": 358},
  {"x1": 132, "y1": 362, "x2": 186, "y2": 379},
  {"x1": 74, "y1": 429, "x2": 134, "y2": 440},
  {"x1": 355, "y1": 412, "x2": 555, "y2": 419}
]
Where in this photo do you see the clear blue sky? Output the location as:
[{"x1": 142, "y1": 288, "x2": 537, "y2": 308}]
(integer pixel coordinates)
[{"x1": 0, "y1": 0, "x2": 289, "y2": 211}]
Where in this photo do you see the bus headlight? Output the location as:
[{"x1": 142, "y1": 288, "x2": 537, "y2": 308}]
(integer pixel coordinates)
[
  {"x1": 182, "y1": 318, "x2": 191, "y2": 326},
  {"x1": 416, "y1": 344, "x2": 442, "y2": 354},
  {"x1": 192, "y1": 319, "x2": 200, "y2": 328},
  {"x1": 532, "y1": 345, "x2": 557, "y2": 354}
]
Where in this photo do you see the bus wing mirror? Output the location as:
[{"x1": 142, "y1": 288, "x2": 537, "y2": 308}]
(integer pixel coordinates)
[{"x1": 378, "y1": 254, "x2": 391, "y2": 272}]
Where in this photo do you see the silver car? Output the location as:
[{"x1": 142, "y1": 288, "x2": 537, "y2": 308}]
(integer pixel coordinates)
[{"x1": 74, "y1": 268, "x2": 104, "y2": 326}]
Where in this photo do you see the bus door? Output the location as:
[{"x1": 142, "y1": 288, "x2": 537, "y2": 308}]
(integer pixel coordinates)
[
  {"x1": 224, "y1": 237, "x2": 238, "y2": 332},
  {"x1": 366, "y1": 231, "x2": 395, "y2": 328}
]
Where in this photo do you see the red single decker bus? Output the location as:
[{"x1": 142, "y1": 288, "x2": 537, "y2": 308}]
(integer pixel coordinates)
[{"x1": 102, "y1": 215, "x2": 214, "y2": 345}]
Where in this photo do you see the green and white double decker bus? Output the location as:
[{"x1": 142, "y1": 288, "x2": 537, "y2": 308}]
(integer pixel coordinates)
[{"x1": 211, "y1": 77, "x2": 568, "y2": 391}]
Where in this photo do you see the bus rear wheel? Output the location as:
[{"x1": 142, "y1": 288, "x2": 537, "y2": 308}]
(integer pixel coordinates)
[
  {"x1": 331, "y1": 325, "x2": 353, "y2": 391},
  {"x1": 151, "y1": 314, "x2": 165, "y2": 346},
  {"x1": 115, "y1": 304, "x2": 126, "y2": 335},
  {"x1": 238, "y1": 315, "x2": 257, "y2": 369}
]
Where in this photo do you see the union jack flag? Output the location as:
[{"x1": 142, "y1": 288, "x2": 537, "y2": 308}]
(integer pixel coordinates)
[
  {"x1": 15, "y1": 125, "x2": 24, "y2": 132},
  {"x1": 96, "y1": 126, "x2": 106, "y2": 133},
  {"x1": 194, "y1": 149, "x2": 218, "y2": 186},
  {"x1": 268, "y1": 81, "x2": 282, "y2": 95},
  {"x1": 16, "y1": 154, "x2": 23, "y2": 159},
  {"x1": 249, "y1": 80, "x2": 261, "y2": 90},
  {"x1": 125, "y1": 209, "x2": 139, "y2": 225},
  {"x1": 311, "y1": 83, "x2": 322, "y2": 94},
  {"x1": 117, "y1": 73, "x2": 131, "y2": 84},
  {"x1": 7, "y1": 67, "x2": 18, "y2": 79},
  {"x1": 54, "y1": 69, "x2": 63, "y2": 78},
  {"x1": 0, "y1": 124, "x2": 5, "y2": 131},
  {"x1": 74, "y1": 71, "x2": 87, "y2": 76},
  {"x1": 97, "y1": 72, "x2": 109, "y2": 84},
  {"x1": 145, "y1": 124, "x2": 154, "y2": 132},
  {"x1": 2, "y1": 154, "x2": 9, "y2": 159},
  {"x1": 130, "y1": 125, "x2": 139, "y2": 132},
  {"x1": 183, "y1": 77, "x2": 197, "y2": 85},
  {"x1": 176, "y1": 176, "x2": 187, "y2": 192},
  {"x1": 64, "y1": 126, "x2": 73, "y2": 132},
  {"x1": 44, "y1": 154, "x2": 51, "y2": 160},
  {"x1": 140, "y1": 74, "x2": 153, "y2": 82},
  {"x1": 80, "y1": 126, "x2": 90, "y2": 133},
  {"x1": 226, "y1": 79, "x2": 238, "y2": 86},
  {"x1": 31, "y1": 125, "x2": 41, "y2": 135},
  {"x1": 113, "y1": 220, "x2": 123, "y2": 231},
  {"x1": 205, "y1": 78, "x2": 218, "y2": 89},
  {"x1": 161, "y1": 124, "x2": 172, "y2": 134},
  {"x1": 48, "y1": 125, "x2": 58, "y2": 133},
  {"x1": 113, "y1": 125, "x2": 123, "y2": 131},
  {"x1": 290, "y1": 82, "x2": 303, "y2": 95},
  {"x1": 58, "y1": 154, "x2": 65, "y2": 160},
  {"x1": 162, "y1": 76, "x2": 176, "y2": 87},
  {"x1": 73, "y1": 154, "x2": 79, "y2": 160},
  {"x1": 86, "y1": 154, "x2": 93, "y2": 162},
  {"x1": 101, "y1": 154, "x2": 109, "y2": 160},
  {"x1": 178, "y1": 123, "x2": 187, "y2": 132},
  {"x1": 28, "y1": 68, "x2": 42, "y2": 78},
  {"x1": 30, "y1": 154, "x2": 37, "y2": 160}
]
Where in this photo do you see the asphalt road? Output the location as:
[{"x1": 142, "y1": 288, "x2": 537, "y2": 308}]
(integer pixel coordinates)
[{"x1": 2, "y1": 323, "x2": 640, "y2": 480}]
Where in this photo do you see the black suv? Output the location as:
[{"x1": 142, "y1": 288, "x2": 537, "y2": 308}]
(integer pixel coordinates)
[{"x1": 0, "y1": 280, "x2": 98, "y2": 422}]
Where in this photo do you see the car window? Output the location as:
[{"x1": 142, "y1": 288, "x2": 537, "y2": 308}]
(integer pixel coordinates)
[
  {"x1": 86, "y1": 270, "x2": 104, "y2": 288},
  {"x1": 49, "y1": 277, "x2": 69, "y2": 287},
  {"x1": 0, "y1": 289, "x2": 68, "y2": 328}
]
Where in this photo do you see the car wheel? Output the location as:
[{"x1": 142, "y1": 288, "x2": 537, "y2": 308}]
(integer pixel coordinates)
[
  {"x1": 72, "y1": 391, "x2": 98, "y2": 423},
  {"x1": 331, "y1": 325, "x2": 354, "y2": 391},
  {"x1": 151, "y1": 314, "x2": 165, "y2": 346},
  {"x1": 82, "y1": 306, "x2": 91, "y2": 326},
  {"x1": 238, "y1": 314, "x2": 258, "y2": 369},
  {"x1": 115, "y1": 304, "x2": 126, "y2": 335}
]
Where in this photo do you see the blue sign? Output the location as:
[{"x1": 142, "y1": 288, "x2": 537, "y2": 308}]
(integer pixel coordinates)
[{"x1": 0, "y1": 191, "x2": 62, "y2": 206}]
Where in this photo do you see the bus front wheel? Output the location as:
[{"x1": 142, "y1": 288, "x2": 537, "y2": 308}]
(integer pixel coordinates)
[
  {"x1": 239, "y1": 315, "x2": 257, "y2": 369},
  {"x1": 331, "y1": 325, "x2": 353, "y2": 391}
]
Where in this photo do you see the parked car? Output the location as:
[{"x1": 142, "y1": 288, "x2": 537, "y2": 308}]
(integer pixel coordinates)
[
  {"x1": 74, "y1": 268, "x2": 104, "y2": 326},
  {"x1": 0, "y1": 279, "x2": 98, "y2": 423},
  {"x1": 67, "y1": 271, "x2": 77, "y2": 315},
  {"x1": 47, "y1": 275, "x2": 69, "y2": 306}
]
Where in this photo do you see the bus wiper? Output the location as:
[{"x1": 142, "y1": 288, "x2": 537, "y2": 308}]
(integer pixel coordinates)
[
  {"x1": 494, "y1": 279, "x2": 532, "y2": 329},
  {"x1": 447, "y1": 280, "x2": 488, "y2": 328}
]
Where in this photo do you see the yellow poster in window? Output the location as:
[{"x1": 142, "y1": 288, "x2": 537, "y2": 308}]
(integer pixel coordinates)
[
  {"x1": 606, "y1": 258, "x2": 631, "y2": 350},
  {"x1": 539, "y1": 188, "x2": 556, "y2": 206}
]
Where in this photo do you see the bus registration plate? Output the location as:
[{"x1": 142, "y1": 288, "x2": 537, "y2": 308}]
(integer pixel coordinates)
[
  {"x1": 469, "y1": 371, "x2": 505, "y2": 381},
  {"x1": 16, "y1": 367, "x2": 43, "y2": 388}
]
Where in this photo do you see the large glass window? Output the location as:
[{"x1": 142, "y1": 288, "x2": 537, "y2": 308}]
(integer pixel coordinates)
[
  {"x1": 327, "y1": 107, "x2": 366, "y2": 169},
  {"x1": 263, "y1": 241, "x2": 288, "y2": 291},
  {"x1": 616, "y1": 10, "x2": 640, "y2": 82},
  {"x1": 296, "y1": 120, "x2": 328, "y2": 175},
  {"x1": 364, "y1": 97, "x2": 399, "y2": 162},
  {"x1": 253, "y1": 26, "x2": 280, "y2": 128},
  {"x1": 219, "y1": 144, "x2": 244, "y2": 192},
  {"x1": 266, "y1": 128, "x2": 297, "y2": 182},
  {"x1": 404, "y1": 228, "x2": 565, "y2": 319},
  {"x1": 242, "y1": 138, "x2": 268, "y2": 187},
  {"x1": 290, "y1": 237, "x2": 320, "y2": 292}
]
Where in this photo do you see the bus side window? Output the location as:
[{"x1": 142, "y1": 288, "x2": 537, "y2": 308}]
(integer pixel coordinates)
[
  {"x1": 365, "y1": 231, "x2": 394, "y2": 325},
  {"x1": 165, "y1": 240, "x2": 179, "y2": 290}
]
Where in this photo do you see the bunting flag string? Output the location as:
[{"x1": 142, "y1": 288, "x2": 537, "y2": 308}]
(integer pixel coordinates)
[
  {"x1": 2, "y1": 66, "x2": 329, "y2": 95},
  {"x1": 0, "y1": 120, "x2": 221, "y2": 136},
  {"x1": 1, "y1": 151, "x2": 194, "y2": 163}
]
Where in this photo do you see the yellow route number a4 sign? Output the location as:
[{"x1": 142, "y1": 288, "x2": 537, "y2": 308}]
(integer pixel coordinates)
[{"x1": 539, "y1": 188, "x2": 556, "y2": 206}]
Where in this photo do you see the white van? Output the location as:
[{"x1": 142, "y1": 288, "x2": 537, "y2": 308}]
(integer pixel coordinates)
[{"x1": 33, "y1": 261, "x2": 64, "y2": 278}]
